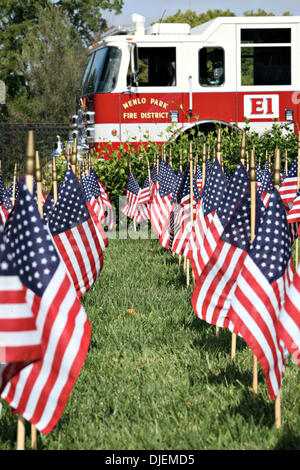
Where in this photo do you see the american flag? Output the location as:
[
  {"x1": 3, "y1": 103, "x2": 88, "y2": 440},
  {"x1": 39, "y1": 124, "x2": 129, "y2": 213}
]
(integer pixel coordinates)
[
  {"x1": 43, "y1": 187, "x2": 55, "y2": 225},
  {"x1": 226, "y1": 190, "x2": 292, "y2": 400},
  {"x1": 150, "y1": 164, "x2": 177, "y2": 238},
  {"x1": 137, "y1": 176, "x2": 151, "y2": 205},
  {"x1": 1, "y1": 178, "x2": 91, "y2": 434},
  {"x1": 187, "y1": 158, "x2": 229, "y2": 279},
  {"x1": 171, "y1": 165, "x2": 201, "y2": 256},
  {"x1": 159, "y1": 170, "x2": 183, "y2": 251},
  {"x1": 91, "y1": 170, "x2": 115, "y2": 230},
  {"x1": 48, "y1": 168, "x2": 103, "y2": 299},
  {"x1": 121, "y1": 172, "x2": 141, "y2": 221},
  {"x1": 276, "y1": 265, "x2": 300, "y2": 368},
  {"x1": 194, "y1": 163, "x2": 202, "y2": 195},
  {"x1": 279, "y1": 157, "x2": 298, "y2": 206},
  {"x1": 0, "y1": 185, "x2": 12, "y2": 227},
  {"x1": 7, "y1": 179, "x2": 19, "y2": 202},
  {"x1": 257, "y1": 163, "x2": 273, "y2": 208},
  {"x1": 0, "y1": 225, "x2": 42, "y2": 393},
  {"x1": 192, "y1": 185, "x2": 265, "y2": 329},
  {"x1": 287, "y1": 187, "x2": 300, "y2": 224},
  {"x1": 81, "y1": 172, "x2": 108, "y2": 252}
]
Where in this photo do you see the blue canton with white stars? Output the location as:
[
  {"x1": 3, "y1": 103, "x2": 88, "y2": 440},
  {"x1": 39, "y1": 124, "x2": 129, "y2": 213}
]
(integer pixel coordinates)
[
  {"x1": 170, "y1": 170, "x2": 183, "y2": 204},
  {"x1": 8, "y1": 179, "x2": 60, "y2": 296},
  {"x1": 221, "y1": 188, "x2": 265, "y2": 252},
  {"x1": 202, "y1": 158, "x2": 228, "y2": 216},
  {"x1": 176, "y1": 166, "x2": 201, "y2": 205},
  {"x1": 249, "y1": 190, "x2": 291, "y2": 284},
  {"x1": 158, "y1": 165, "x2": 177, "y2": 198},
  {"x1": 217, "y1": 162, "x2": 250, "y2": 228},
  {"x1": 126, "y1": 172, "x2": 140, "y2": 196},
  {"x1": 48, "y1": 168, "x2": 91, "y2": 237}
]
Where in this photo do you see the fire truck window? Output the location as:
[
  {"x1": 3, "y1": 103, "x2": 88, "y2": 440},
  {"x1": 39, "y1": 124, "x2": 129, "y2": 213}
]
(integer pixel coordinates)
[
  {"x1": 135, "y1": 47, "x2": 176, "y2": 87},
  {"x1": 241, "y1": 28, "x2": 291, "y2": 44},
  {"x1": 199, "y1": 47, "x2": 224, "y2": 86},
  {"x1": 241, "y1": 47, "x2": 291, "y2": 85},
  {"x1": 82, "y1": 46, "x2": 121, "y2": 94}
]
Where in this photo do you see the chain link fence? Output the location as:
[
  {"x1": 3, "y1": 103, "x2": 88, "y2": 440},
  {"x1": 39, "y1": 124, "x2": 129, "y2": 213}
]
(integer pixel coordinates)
[{"x1": 0, "y1": 122, "x2": 70, "y2": 184}]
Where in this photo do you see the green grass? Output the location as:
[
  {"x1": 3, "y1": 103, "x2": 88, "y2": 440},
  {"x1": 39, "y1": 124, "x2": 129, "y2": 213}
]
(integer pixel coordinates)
[{"x1": 0, "y1": 237, "x2": 299, "y2": 450}]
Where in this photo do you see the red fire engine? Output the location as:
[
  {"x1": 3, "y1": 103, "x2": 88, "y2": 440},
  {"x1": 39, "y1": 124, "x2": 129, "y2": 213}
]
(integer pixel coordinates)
[{"x1": 71, "y1": 14, "x2": 300, "y2": 158}]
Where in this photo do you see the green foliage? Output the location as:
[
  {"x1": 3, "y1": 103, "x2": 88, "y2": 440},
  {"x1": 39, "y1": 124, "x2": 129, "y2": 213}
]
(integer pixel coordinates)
[
  {"x1": 0, "y1": 0, "x2": 124, "y2": 117},
  {"x1": 91, "y1": 122, "x2": 299, "y2": 223},
  {"x1": 1, "y1": 238, "x2": 299, "y2": 449},
  {"x1": 159, "y1": 8, "x2": 292, "y2": 28},
  {"x1": 15, "y1": 3, "x2": 86, "y2": 123}
]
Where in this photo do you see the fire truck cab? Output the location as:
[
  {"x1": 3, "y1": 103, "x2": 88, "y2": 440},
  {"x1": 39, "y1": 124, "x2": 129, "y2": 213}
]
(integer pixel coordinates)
[{"x1": 72, "y1": 14, "x2": 300, "y2": 158}]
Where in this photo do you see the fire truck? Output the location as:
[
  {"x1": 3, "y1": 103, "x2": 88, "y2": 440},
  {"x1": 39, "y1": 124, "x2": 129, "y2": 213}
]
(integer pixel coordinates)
[{"x1": 71, "y1": 14, "x2": 300, "y2": 158}]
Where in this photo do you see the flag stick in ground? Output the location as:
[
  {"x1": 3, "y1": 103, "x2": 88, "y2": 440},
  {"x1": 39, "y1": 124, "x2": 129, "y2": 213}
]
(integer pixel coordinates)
[
  {"x1": 35, "y1": 151, "x2": 43, "y2": 217},
  {"x1": 52, "y1": 156, "x2": 58, "y2": 205},
  {"x1": 295, "y1": 135, "x2": 300, "y2": 266},
  {"x1": 231, "y1": 132, "x2": 247, "y2": 361},
  {"x1": 274, "y1": 146, "x2": 281, "y2": 429},
  {"x1": 30, "y1": 149, "x2": 44, "y2": 450},
  {"x1": 179, "y1": 150, "x2": 183, "y2": 267},
  {"x1": 71, "y1": 138, "x2": 77, "y2": 175},
  {"x1": 202, "y1": 143, "x2": 206, "y2": 189},
  {"x1": 216, "y1": 129, "x2": 222, "y2": 336},
  {"x1": 250, "y1": 147, "x2": 258, "y2": 396},
  {"x1": 17, "y1": 131, "x2": 35, "y2": 451},
  {"x1": 186, "y1": 143, "x2": 193, "y2": 287},
  {"x1": 12, "y1": 163, "x2": 17, "y2": 205}
]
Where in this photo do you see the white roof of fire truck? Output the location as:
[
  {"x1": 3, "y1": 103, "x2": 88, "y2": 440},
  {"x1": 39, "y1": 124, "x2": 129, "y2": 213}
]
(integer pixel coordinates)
[{"x1": 87, "y1": 14, "x2": 300, "y2": 52}]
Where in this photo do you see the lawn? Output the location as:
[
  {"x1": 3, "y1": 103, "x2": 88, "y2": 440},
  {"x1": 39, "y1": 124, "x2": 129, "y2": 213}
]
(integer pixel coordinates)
[{"x1": 0, "y1": 237, "x2": 299, "y2": 450}]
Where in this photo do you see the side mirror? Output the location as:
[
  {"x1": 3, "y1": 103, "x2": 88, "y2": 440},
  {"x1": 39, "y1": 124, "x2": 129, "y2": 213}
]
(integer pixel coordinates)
[{"x1": 130, "y1": 44, "x2": 139, "y2": 86}]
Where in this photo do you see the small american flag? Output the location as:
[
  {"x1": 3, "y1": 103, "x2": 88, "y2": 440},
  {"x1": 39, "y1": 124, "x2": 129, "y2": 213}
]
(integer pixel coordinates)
[
  {"x1": 187, "y1": 158, "x2": 228, "y2": 277},
  {"x1": 150, "y1": 164, "x2": 177, "y2": 238},
  {"x1": 81, "y1": 172, "x2": 108, "y2": 252},
  {"x1": 121, "y1": 172, "x2": 141, "y2": 220},
  {"x1": 171, "y1": 165, "x2": 201, "y2": 256},
  {"x1": 0, "y1": 225, "x2": 42, "y2": 393},
  {"x1": 192, "y1": 186, "x2": 265, "y2": 328},
  {"x1": 1, "y1": 178, "x2": 91, "y2": 434},
  {"x1": 226, "y1": 190, "x2": 293, "y2": 400},
  {"x1": 276, "y1": 265, "x2": 300, "y2": 368},
  {"x1": 279, "y1": 157, "x2": 298, "y2": 206},
  {"x1": 48, "y1": 168, "x2": 103, "y2": 299}
]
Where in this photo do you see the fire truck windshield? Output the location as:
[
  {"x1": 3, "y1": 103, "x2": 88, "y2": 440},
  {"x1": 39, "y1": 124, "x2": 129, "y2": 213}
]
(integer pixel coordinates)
[{"x1": 81, "y1": 46, "x2": 121, "y2": 95}]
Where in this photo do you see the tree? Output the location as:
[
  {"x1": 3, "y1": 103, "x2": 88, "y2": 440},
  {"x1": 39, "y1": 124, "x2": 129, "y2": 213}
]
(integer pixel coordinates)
[
  {"x1": 0, "y1": 0, "x2": 123, "y2": 104},
  {"x1": 243, "y1": 9, "x2": 292, "y2": 16},
  {"x1": 160, "y1": 9, "x2": 236, "y2": 28},
  {"x1": 56, "y1": 0, "x2": 123, "y2": 44},
  {"x1": 10, "y1": 4, "x2": 87, "y2": 123}
]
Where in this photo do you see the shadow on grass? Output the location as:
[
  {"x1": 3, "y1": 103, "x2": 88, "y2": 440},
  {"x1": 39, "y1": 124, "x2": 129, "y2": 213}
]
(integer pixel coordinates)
[
  {"x1": 190, "y1": 318, "x2": 248, "y2": 354},
  {"x1": 274, "y1": 427, "x2": 300, "y2": 450},
  {"x1": 227, "y1": 388, "x2": 275, "y2": 428},
  {"x1": 204, "y1": 362, "x2": 254, "y2": 387}
]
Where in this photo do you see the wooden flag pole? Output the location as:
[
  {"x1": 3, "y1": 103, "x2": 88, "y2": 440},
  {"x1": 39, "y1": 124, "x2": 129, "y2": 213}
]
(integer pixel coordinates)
[
  {"x1": 250, "y1": 147, "x2": 258, "y2": 396},
  {"x1": 295, "y1": 135, "x2": 300, "y2": 267},
  {"x1": 169, "y1": 148, "x2": 172, "y2": 168},
  {"x1": 71, "y1": 138, "x2": 77, "y2": 174},
  {"x1": 17, "y1": 131, "x2": 35, "y2": 451},
  {"x1": 52, "y1": 156, "x2": 58, "y2": 205},
  {"x1": 274, "y1": 146, "x2": 281, "y2": 429},
  {"x1": 12, "y1": 163, "x2": 17, "y2": 205},
  {"x1": 66, "y1": 144, "x2": 71, "y2": 168},
  {"x1": 35, "y1": 151, "x2": 43, "y2": 218},
  {"x1": 202, "y1": 143, "x2": 206, "y2": 189},
  {"x1": 30, "y1": 150, "x2": 44, "y2": 450},
  {"x1": 231, "y1": 133, "x2": 247, "y2": 360},
  {"x1": 186, "y1": 142, "x2": 193, "y2": 287},
  {"x1": 215, "y1": 128, "x2": 222, "y2": 336},
  {"x1": 179, "y1": 150, "x2": 183, "y2": 267}
]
